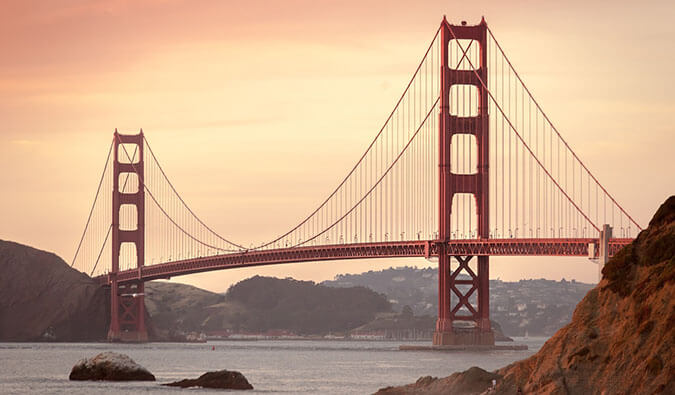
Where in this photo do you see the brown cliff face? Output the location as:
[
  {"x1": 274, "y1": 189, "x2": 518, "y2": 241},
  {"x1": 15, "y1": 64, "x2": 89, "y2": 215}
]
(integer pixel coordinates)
[
  {"x1": 377, "y1": 196, "x2": 675, "y2": 395},
  {"x1": 0, "y1": 240, "x2": 109, "y2": 341}
]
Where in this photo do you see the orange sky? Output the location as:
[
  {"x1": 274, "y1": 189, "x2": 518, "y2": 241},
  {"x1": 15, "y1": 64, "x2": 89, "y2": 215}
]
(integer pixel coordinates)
[{"x1": 2, "y1": 0, "x2": 674, "y2": 291}]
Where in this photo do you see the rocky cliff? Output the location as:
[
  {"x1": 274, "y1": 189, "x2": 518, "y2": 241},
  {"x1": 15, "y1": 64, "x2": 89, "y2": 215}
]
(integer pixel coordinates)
[
  {"x1": 0, "y1": 240, "x2": 109, "y2": 341},
  {"x1": 377, "y1": 196, "x2": 675, "y2": 394}
]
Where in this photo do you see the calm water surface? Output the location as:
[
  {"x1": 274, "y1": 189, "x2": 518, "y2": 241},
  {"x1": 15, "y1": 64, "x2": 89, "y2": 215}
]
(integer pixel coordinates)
[{"x1": 0, "y1": 338, "x2": 547, "y2": 394}]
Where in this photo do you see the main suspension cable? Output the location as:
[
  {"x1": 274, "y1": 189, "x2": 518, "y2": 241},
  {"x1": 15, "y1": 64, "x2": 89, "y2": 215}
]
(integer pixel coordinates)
[
  {"x1": 446, "y1": 24, "x2": 600, "y2": 233},
  {"x1": 143, "y1": 136, "x2": 247, "y2": 250},
  {"x1": 295, "y1": 98, "x2": 440, "y2": 247},
  {"x1": 117, "y1": 136, "x2": 240, "y2": 254},
  {"x1": 252, "y1": 26, "x2": 442, "y2": 250},
  {"x1": 71, "y1": 139, "x2": 113, "y2": 268},
  {"x1": 486, "y1": 27, "x2": 641, "y2": 231}
]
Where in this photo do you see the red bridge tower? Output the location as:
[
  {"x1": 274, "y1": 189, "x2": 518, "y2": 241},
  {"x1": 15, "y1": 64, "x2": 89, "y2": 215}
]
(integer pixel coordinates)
[
  {"x1": 434, "y1": 17, "x2": 494, "y2": 346},
  {"x1": 108, "y1": 130, "x2": 148, "y2": 342}
]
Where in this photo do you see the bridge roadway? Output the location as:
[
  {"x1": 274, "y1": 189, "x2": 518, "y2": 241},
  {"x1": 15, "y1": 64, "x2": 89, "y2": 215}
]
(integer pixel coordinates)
[{"x1": 95, "y1": 238, "x2": 632, "y2": 286}]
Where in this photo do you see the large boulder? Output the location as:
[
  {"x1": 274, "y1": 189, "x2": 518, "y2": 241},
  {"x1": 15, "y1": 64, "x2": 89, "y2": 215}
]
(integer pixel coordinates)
[
  {"x1": 164, "y1": 370, "x2": 253, "y2": 390},
  {"x1": 69, "y1": 352, "x2": 155, "y2": 381}
]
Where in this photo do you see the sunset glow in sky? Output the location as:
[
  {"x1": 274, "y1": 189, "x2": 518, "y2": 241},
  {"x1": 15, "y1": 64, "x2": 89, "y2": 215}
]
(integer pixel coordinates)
[{"x1": 2, "y1": 0, "x2": 674, "y2": 291}]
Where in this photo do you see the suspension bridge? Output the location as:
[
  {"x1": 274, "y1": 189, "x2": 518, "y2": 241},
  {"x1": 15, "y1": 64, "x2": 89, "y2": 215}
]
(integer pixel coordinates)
[{"x1": 71, "y1": 17, "x2": 640, "y2": 344}]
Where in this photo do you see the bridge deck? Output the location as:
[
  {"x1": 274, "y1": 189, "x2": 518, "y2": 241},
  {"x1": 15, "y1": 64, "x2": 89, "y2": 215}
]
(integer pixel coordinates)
[{"x1": 95, "y1": 238, "x2": 632, "y2": 285}]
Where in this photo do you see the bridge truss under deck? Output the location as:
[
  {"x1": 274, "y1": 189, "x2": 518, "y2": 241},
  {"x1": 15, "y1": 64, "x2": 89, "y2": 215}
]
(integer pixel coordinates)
[{"x1": 97, "y1": 238, "x2": 631, "y2": 285}]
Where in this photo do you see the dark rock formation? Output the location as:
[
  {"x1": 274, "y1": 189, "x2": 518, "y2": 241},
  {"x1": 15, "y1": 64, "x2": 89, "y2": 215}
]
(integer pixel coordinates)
[
  {"x1": 491, "y1": 321, "x2": 513, "y2": 342},
  {"x1": 376, "y1": 196, "x2": 675, "y2": 394},
  {"x1": 377, "y1": 367, "x2": 499, "y2": 394},
  {"x1": 0, "y1": 240, "x2": 108, "y2": 341},
  {"x1": 164, "y1": 370, "x2": 253, "y2": 390},
  {"x1": 69, "y1": 352, "x2": 155, "y2": 381}
]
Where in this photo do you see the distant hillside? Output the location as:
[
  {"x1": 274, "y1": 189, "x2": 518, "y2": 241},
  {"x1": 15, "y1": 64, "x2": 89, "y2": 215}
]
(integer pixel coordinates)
[
  {"x1": 145, "y1": 276, "x2": 392, "y2": 336},
  {"x1": 0, "y1": 240, "x2": 108, "y2": 341},
  {"x1": 144, "y1": 281, "x2": 230, "y2": 339},
  {"x1": 224, "y1": 276, "x2": 391, "y2": 334},
  {"x1": 323, "y1": 267, "x2": 594, "y2": 336},
  {"x1": 324, "y1": 267, "x2": 437, "y2": 314}
]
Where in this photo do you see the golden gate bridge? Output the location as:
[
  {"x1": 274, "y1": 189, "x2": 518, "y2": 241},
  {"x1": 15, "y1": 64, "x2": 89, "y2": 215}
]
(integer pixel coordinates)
[{"x1": 71, "y1": 17, "x2": 640, "y2": 344}]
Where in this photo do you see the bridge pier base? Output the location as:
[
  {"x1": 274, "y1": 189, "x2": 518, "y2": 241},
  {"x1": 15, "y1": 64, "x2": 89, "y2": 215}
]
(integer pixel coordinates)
[
  {"x1": 107, "y1": 281, "x2": 148, "y2": 342},
  {"x1": 433, "y1": 254, "x2": 494, "y2": 346},
  {"x1": 433, "y1": 328, "x2": 495, "y2": 346}
]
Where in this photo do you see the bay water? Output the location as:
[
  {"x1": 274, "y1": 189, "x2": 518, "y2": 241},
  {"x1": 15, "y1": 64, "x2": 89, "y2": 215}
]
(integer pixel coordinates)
[{"x1": 0, "y1": 338, "x2": 547, "y2": 394}]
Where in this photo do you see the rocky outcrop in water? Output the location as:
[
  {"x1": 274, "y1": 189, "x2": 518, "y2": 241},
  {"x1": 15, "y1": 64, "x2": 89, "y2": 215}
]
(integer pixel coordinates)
[
  {"x1": 164, "y1": 370, "x2": 253, "y2": 390},
  {"x1": 377, "y1": 367, "x2": 500, "y2": 394},
  {"x1": 69, "y1": 351, "x2": 155, "y2": 381},
  {"x1": 376, "y1": 196, "x2": 675, "y2": 394}
]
